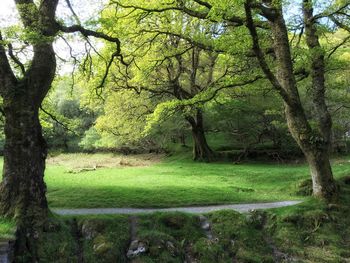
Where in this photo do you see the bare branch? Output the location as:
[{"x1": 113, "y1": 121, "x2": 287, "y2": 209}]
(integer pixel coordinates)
[
  {"x1": 327, "y1": 35, "x2": 350, "y2": 59},
  {"x1": 64, "y1": 0, "x2": 81, "y2": 24},
  {"x1": 40, "y1": 105, "x2": 77, "y2": 135},
  {"x1": 8, "y1": 43, "x2": 26, "y2": 76},
  {"x1": 313, "y1": 3, "x2": 350, "y2": 21}
]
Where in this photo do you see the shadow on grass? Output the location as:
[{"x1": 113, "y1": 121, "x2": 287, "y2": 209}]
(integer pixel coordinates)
[{"x1": 47, "y1": 184, "x2": 298, "y2": 209}]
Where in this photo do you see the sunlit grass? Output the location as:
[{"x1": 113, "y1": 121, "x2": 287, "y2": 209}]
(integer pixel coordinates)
[{"x1": 1, "y1": 154, "x2": 350, "y2": 209}]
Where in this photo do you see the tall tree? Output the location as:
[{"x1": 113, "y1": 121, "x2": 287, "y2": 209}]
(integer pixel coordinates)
[
  {"x1": 99, "y1": 6, "x2": 261, "y2": 161},
  {"x1": 0, "y1": 0, "x2": 122, "y2": 259},
  {"x1": 244, "y1": 0, "x2": 350, "y2": 199}
]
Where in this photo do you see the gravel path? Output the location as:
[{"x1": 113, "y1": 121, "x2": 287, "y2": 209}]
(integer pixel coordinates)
[{"x1": 52, "y1": 201, "x2": 302, "y2": 216}]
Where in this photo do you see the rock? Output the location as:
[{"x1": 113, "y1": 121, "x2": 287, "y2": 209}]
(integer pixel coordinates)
[
  {"x1": 199, "y1": 215, "x2": 214, "y2": 240},
  {"x1": 93, "y1": 242, "x2": 111, "y2": 255},
  {"x1": 201, "y1": 222, "x2": 210, "y2": 231},
  {"x1": 126, "y1": 240, "x2": 148, "y2": 258},
  {"x1": 199, "y1": 215, "x2": 210, "y2": 229},
  {"x1": 129, "y1": 240, "x2": 139, "y2": 250},
  {"x1": 81, "y1": 220, "x2": 105, "y2": 240},
  {"x1": 246, "y1": 210, "x2": 267, "y2": 229},
  {"x1": 126, "y1": 249, "x2": 135, "y2": 258}
]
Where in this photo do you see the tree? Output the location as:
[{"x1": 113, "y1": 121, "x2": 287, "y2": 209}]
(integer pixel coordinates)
[
  {"x1": 244, "y1": 0, "x2": 350, "y2": 200},
  {"x1": 0, "y1": 0, "x2": 122, "y2": 259},
  {"x1": 111, "y1": 0, "x2": 350, "y2": 200},
  {"x1": 98, "y1": 6, "x2": 262, "y2": 161}
]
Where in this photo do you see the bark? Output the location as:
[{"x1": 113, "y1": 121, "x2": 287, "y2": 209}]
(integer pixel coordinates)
[
  {"x1": 1, "y1": 0, "x2": 122, "y2": 260},
  {"x1": 271, "y1": 8, "x2": 337, "y2": 200},
  {"x1": 245, "y1": 1, "x2": 337, "y2": 200},
  {"x1": 186, "y1": 110, "x2": 215, "y2": 162},
  {"x1": 0, "y1": 1, "x2": 58, "y2": 259},
  {"x1": 0, "y1": 42, "x2": 56, "y2": 260}
]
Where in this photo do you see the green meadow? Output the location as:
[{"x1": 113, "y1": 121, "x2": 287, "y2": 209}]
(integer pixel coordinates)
[{"x1": 2, "y1": 154, "x2": 350, "y2": 209}]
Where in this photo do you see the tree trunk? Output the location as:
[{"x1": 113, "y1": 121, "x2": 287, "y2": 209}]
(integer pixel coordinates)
[
  {"x1": 271, "y1": 7, "x2": 337, "y2": 200},
  {"x1": 304, "y1": 149, "x2": 338, "y2": 199},
  {"x1": 0, "y1": 40, "x2": 56, "y2": 260},
  {"x1": 186, "y1": 110, "x2": 215, "y2": 162},
  {"x1": 0, "y1": 96, "x2": 49, "y2": 261},
  {"x1": 245, "y1": 2, "x2": 337, "y2": 200}
]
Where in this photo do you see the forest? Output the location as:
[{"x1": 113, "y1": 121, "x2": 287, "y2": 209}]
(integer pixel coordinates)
[{"x1": 0, "y1": 0, "x2": 350, "y2": 262}]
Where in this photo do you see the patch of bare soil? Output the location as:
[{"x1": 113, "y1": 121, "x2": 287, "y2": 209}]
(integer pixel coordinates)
[{"x1": 46, "y1": 153, "x2": 164, "y2": 173}]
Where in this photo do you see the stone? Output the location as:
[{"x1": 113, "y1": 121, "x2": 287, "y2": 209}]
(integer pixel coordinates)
[
  {"x1": 201, "y1": 222, "x2": 210, "y2": 231},
  {"x1": 126, "y1": 240, "x2": 148, "y2": 258},
  {"x1": 129, "y1": 240, "x2": 139, "y2": 250},
  {"x1": 81, "y1": 220, "x2": 105, "y2": 240},
  {"x1": 93, "y1": 242, "x2": 111, "y2": 255}
]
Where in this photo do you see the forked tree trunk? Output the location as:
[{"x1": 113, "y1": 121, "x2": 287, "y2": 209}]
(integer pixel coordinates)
[
  {"x1": 186, "y1": 110, "x2": 215, "y2": 162},
  {"x1": 272, "y1": 7, "x2": 337, "y2": 200},
  {"x1": 0, "y1": 39, "x2": 56, "y2": 261},
  {"x1": 245, "y1": 1, "x2": 337, "y2": 200}
]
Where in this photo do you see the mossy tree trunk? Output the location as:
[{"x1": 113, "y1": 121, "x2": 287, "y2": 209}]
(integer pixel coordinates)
[
  {"x1": 1, "y1": 0, "x2": 122, "y2": 260},
  {"x1": 0, "y1": 1, "x2": 58, "y2": 260},
  {"x1": 245, "y1": 0, "x2": 337, "y2": 200},
  {"x1": 186, "y1": 110, "x2": 215, "y2": 162}
]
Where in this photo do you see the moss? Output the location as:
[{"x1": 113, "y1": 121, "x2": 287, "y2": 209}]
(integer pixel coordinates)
[
  {"x1": 296, "y1": 178, "x2": 313, "y2": 196},
  {"x1": 37, "y1": 218, "x2": 78, "y2": 262},
  {"x1": 29, "y1": 179, "x2": 350, "y2": 262},
  {"x1": 268, "y1": 183, "x2": 350, "y2": 262}
]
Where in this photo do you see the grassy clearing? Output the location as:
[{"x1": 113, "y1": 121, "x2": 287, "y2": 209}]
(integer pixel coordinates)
[
  {"x1": 2, "y1": 154, "x2": 350, "y2": 209},
  {"x1": 45, "y1": 154, "x2": 350, "y2": 208},
  {"x1": 1, "y1": 151, "x2": 348, "y2": 261}
]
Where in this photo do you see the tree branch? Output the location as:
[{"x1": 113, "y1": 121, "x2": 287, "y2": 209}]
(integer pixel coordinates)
[
  {"x1": 8, "y1": 43, "x2": 26, "y2": 76},
  {"x1": 0, "y1": 32, "x2": 17, "y2": 95},
  {"x1": 244, "y1": 1, "x2": 290, "y2": 103}
]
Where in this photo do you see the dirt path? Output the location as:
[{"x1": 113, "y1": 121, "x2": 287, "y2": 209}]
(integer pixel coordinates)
[{"x1": 52, "y1": 201, "x2": 302, "y2": 216}]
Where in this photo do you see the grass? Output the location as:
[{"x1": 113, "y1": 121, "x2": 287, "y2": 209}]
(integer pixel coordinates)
[
  {"x1": 35, "y1": 180, "x2": 350, "y2": 262},
  {"x1": 1, "y1": 153, "x2": 349, "y2": 261},
  {"x1": 1, "y1": 154, "x2": 350, "y2": 209},
  {"x1": 36, "y1": 215, "x2": 130, "y2": 262}
]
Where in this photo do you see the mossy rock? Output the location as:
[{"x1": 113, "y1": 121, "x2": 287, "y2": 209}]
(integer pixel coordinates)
[
  {"x1": 80, "y1": 219, "x2": 106, "y2": 240},
  {"x1": 246, "y1": 210, "x2": 267, "y2": 229},
  {"x1": 93, "y1": 241, "x2": 112, "y2": 255}
]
